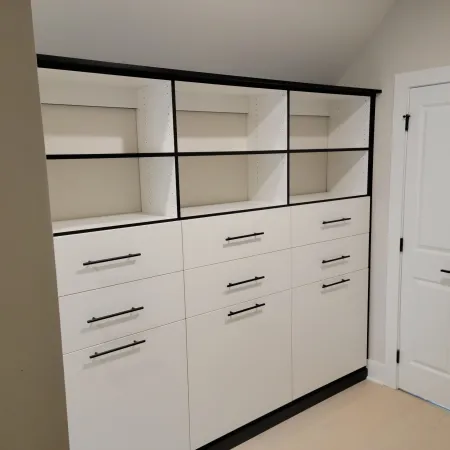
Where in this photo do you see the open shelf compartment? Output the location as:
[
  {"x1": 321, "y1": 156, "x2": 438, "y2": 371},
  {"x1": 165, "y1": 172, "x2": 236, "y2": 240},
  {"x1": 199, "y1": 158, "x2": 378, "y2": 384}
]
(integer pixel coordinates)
[
  {"x1": 48, "y1": 156, "x2": 177, "y2": 233},
  {"x1": 175, "y1": 82, "x2": 287, "y2": 153},
  {"x1": 289, "y1": 150, "x2": 368, "y2": 204},
  {"x1": 289, "y1": 92, "x2": 370, "y2": 150},
  {"x1": 38, "y1": 68, "x2": 174, "y2": 155},
  {"x1": 179, "y1": 153, "x2": 287, "y2": 217}
]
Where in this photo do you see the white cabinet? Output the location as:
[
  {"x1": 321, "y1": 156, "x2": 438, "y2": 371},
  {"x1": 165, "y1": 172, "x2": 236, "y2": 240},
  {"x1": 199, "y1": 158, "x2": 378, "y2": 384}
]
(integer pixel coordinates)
[
  {"x1": 182, "y1": 208, "x2": 290, "y2": 269},
  {"x1": 59, "y1": 272, "x2": 185, "y2": 354},
  {"x1": 184, "y1": 249, "x2": 291, "y2": 317},
  {"x1": 54, "y1": 222, "x2": 183, "y2": 296},
  {"x1": 63, "y1": 321, "x2": 190, "y2": 450},
  {"x1": 187, "y1": 290, "x2": 292, "y2": 448},
  {"x1": 292, "y1": 269, "x2": 368, "y2": 399},
  {"x1": 292, "y1": 234, "x2": 369, "y2": 288},
  {"x1": 291, "y1": 197, "x2": 370, "y2": 247}
]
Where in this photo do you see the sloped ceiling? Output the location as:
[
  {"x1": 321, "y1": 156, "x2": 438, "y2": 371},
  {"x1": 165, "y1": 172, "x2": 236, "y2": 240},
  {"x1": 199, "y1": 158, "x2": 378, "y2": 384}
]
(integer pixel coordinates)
[{"x1": 31, "y1": 0, "x2": 395, "y2": 84}]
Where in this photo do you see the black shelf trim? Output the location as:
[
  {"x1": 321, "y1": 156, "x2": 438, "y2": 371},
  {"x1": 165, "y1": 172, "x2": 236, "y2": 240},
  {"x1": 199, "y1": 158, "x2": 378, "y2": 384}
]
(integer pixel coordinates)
[
  {"x1": 178, "y1": 150, "x2": 288, "y2": 157},
  {"x1": 37, "y1": 54, "x2": 381, "y2": 97},
  {"x1": 46, "y1": 153, "x2": 176, "y2": 160},
  {"x1": 197, "y1": 367, "x2": 367, "y2": 450},
  {"x1": 53, "y1": 195, "x2": 371, "y2": 236},
  {"x1": 290, "y1": 147, "x2": 370, "y2": 153},
  {"x1": 289, "y1": 194, "x2": 369, "y2": 207}
]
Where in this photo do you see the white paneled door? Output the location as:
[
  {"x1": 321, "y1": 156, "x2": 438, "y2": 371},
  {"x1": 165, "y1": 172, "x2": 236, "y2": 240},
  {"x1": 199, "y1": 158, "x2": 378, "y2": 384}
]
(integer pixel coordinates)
[{"x1": 399, "y1": 83, "x2": 450, "y2": 408}]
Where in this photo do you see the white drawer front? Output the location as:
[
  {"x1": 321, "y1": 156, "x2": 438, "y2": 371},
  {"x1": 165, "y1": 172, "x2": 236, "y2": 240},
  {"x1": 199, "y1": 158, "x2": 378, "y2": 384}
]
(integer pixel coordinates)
[
  {"x1": 185, "y1": 249, "x2": 291, "y2": 317},
  {"x1": 59, "y1": 272, "x2": 185, "y2": 354},
  {"x1": 291, "y1": 197, "x2": 370, "y2": 247},
  {"x1": 292, "y1": 269, "x2": 368, "y2": 399},
  {"x1": 187, "y1": 290, "x2": 292, "y2": 449},
  {"x1": 54, "y1": 222, "x2": 183, "y2": 296},
  {"x1": 182, "y1": 208, "x2": 290, "y2": 269},
  {"x1": 63, "y1": 322, "x2": 190, "y2": 450},
  {"x1": 292, "y1": 234, "x2": 369, "y2": 288}
]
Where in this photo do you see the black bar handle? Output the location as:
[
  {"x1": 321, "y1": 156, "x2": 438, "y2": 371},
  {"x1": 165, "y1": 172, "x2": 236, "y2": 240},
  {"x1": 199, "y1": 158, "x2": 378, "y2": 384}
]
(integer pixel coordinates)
[
  {"x1": 322, "y1": 255, "x2": 351, "y2": 264},
  {"x1": 322, "y1": 218, "x2": 351, "y2": 225},
  {"x1": 441, "y1": 270, "x2": 450, "y2": 274},
  {"x1": 227, "y1": 276, "x2": 265, "y2": 288},
  {"x1": 225, "y1": 232, "x2": 264, "y2": 242},
  {"x1": 90, "y1": 339, "x2": 146, "y2": 359},
  {"x1": 83, "y1": 253, "x2": 142, "y2": 267},
  {"x1": 322, "y1": 278, "x2": 350, "y2": 289},
  {"x1": 87, "y1": 306, "x2": 144, "y2": 324},
  {"x1": 228, "y1": 303, "x2": 265, "y2": 317}
]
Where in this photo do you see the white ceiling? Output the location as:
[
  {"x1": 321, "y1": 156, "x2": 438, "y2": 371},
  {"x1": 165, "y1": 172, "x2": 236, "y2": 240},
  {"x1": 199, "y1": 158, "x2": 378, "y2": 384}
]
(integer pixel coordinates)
[{"x1": 31, "y1": 0, "x2": 395, "y2": 84}]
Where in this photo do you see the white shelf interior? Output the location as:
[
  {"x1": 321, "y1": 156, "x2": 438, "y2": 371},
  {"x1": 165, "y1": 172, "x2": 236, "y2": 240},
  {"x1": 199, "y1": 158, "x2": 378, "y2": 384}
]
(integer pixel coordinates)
[
  {"x1": 290, "y1": 92, "x2": 370, "y2": 149},
  {"x1": 175, "y1": 82, "x2": 287, "y2": 152},
  {"x1": 38, "y1": 68, "x2": 174, "y2": 154},
  {"x1": 48, "y1": 157, "x2": 177, "y2": 232},
  {"x1": 179, "y1": 153, "x2": 287, "y2": 216},
  {"x1": 289, "y1": 151, "x2": 368, "y2": 204}
]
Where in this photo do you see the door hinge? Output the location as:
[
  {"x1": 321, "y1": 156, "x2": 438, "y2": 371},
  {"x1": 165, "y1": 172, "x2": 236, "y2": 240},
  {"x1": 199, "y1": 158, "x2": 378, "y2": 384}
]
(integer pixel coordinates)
[
  {"x1": 400, "y1": 238, "x2": 404, "y2": 252},
  {"x1": 397, "y1": 350, "x2": 400, "y2": 364},
  {"x1": 403, "y1": 114, "x2": 411, "y2": 131}
]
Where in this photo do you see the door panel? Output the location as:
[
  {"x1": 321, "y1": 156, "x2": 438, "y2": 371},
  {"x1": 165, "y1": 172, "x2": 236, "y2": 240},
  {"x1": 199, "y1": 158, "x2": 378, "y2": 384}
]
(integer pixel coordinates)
[{"x1": 399, "y1": 83, "x2": 450, "y2": 408}]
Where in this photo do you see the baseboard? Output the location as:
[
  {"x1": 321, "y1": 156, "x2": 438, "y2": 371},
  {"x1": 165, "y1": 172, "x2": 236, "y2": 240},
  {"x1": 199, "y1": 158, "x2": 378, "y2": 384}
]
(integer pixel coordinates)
[
  {"x1": 198, "y1": 367, "x2": 368, "y2": 450},
  {"x1": 367, "y1": 359, "x2": 388, "y2": 385}
]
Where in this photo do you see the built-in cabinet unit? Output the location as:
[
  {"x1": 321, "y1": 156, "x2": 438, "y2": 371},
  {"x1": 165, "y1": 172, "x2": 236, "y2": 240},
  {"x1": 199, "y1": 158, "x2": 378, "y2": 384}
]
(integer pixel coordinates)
[{"x1": 38, "y1": 55, "x2": 379, "y2": 450}]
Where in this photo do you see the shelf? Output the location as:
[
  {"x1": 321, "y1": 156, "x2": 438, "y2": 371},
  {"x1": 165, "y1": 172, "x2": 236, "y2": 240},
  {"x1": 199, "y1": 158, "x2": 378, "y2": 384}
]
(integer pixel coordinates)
[
  {"x1": 289, "y1": 193, "x2": 367, "y2": 205},
  {"x1": 178, "y1": 150, "x2": 288, "y2": 156},
  {"x1": 289, "y1": 148, "x2": 369, "y2": 153},
  {"x1": 181, "y1": 200, "x2": 279, "y2": 218},
  {"x1": 47, "y1": 153, "x2": 176, "y2": 159},
  {"x1": 53, "y1": 213, "x2": 173, "y2": 234}
]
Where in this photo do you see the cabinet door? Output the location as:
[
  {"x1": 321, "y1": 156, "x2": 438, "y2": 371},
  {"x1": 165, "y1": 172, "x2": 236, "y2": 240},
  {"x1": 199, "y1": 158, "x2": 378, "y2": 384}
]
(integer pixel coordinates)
[
  {"x1": 187, "y1": 291, "x2": 292, "y2": 449},
  {"x1": 63, "y1": 322, "x2": 190, "y2": 450},
  {"x1": 59, "y1": 272, "x2": 185, "y2": 354},
  {"x1": 184, "y1": 249, "x2": 291, "y2": 317},
  {"x1": 292, "y1": 269, "x2": 368, "y2": 399},
  {"x1": 182, "y1": 208, "x2": 290, "y2": 269},
  {"x1": 291, "y1": 197, "x2": 370, "y2": 247},
  {"x1": 54, "y1": 222, "x2": 183, "y2": 296},
  {"x1": 292, "y1": 234, "x2": 369, "y2": 288}
]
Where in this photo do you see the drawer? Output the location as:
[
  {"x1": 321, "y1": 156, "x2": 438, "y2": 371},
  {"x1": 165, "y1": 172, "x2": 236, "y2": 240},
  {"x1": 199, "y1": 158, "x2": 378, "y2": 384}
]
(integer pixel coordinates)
[
  {"x1": 185, "y1": 249, "x2": 291, "y2": 317},
  {"x1": 291, "y1": 197, "x2": 370, "y2": 247},
  {"x1": 59, "y1": 272, "x2": 185, "y2": 354},
  {"x1": 292, "y1": 269, "x2": 368, "y2": 399},
  {"x1": 54, "y1": 222, "x2": 183, "y2": 296},
  {"x1": 292, "y1": 234, "x2": 369, "y2": 288},
  {"x1": 63, "y1": 322, "x2": 190, "y2": 450},
  {"x1": 187, "y1": 291, "x2": 292, "y2": 449},
  {"x1": 182, "y1": 208, "x2": 290, "y2": 269}
]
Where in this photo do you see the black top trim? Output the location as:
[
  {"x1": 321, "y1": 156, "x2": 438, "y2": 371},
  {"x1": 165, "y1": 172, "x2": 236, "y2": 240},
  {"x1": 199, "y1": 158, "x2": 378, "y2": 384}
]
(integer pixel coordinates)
[
  {"x1": 37, "y1": 54, "x2": 382, "y2": 97},
  {"x1": 46, "y1": 153, "x2": 176, "y2": 159},
  {"x1": 290, "y1": 148, "x2": 369, "y2": 153}
]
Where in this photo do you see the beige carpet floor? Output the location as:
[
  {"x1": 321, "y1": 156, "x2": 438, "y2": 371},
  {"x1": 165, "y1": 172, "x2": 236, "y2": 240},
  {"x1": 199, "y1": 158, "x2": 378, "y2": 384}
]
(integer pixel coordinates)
[{"x1": 237, "y1": 381, "x2": 450, "y2": 450}]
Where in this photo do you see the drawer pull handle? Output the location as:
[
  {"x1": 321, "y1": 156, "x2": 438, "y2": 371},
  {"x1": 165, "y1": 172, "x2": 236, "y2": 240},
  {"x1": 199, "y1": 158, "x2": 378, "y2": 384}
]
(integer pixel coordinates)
[
  {"x1": 83, "y1": 253, "x2": 142, "y2": 266},
  {"x1": 441, "y1": 270, "x2": 450, "y2": 274},
  {"x1": 87, "y1": 306, "x2": 144, "y2": 324},
  {"x1": 322, "y1": 218, "x2": 351, "y2": 225},
  {"x1": 225, "y1": 232, "x2": 264, "y2": 242},
  {"x1": 227, "y1": 276, "x2": 265, "y2": 288},
  {"x1": 90, "y1": 339, "x2": 146, "y2": 359},
  {"x1": 322, "y1": 255, "x2": 351, "y2": 264},
  {"x1": 322, "y1": 278, "x2": 350, "y2": 289},
  {"x1": 228, "y1": 303, "x2": 265, "y2": 317}
]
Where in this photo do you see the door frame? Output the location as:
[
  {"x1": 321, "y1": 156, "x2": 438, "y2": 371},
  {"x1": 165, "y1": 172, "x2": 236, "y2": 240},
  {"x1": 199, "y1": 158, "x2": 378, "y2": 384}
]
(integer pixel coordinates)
[{"x1": 385, "y1": 65, "x2": 450, "y2": 389}]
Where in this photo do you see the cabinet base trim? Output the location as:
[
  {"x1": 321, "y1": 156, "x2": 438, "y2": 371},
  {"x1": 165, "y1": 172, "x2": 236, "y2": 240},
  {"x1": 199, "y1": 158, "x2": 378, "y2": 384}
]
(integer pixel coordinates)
[{"x1": 197, "y1": 366, "x2": 368, "y2": 450}]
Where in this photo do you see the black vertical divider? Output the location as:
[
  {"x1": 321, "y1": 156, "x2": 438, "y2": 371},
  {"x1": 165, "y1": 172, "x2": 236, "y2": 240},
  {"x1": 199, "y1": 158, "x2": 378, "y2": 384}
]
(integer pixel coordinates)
[
  {"x1": 366, "y1": 94, "x2": 377, "y2": 358},
  {"x1": 171, "y1": 80, "x2": 182, "y2": 219},
  {"x1": 287, "y1": 90, "x2": 291, "y2": 205}
]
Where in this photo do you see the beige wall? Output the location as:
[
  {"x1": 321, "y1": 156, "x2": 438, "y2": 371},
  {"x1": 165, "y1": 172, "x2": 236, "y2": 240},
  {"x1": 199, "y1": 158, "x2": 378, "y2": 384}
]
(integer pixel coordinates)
[
  {"x1": 339, "y1": 0, "x2": 450, "y2": 364},
  {"x1": 0, "y1": 1, "x2": 69, "y2": 448}
]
